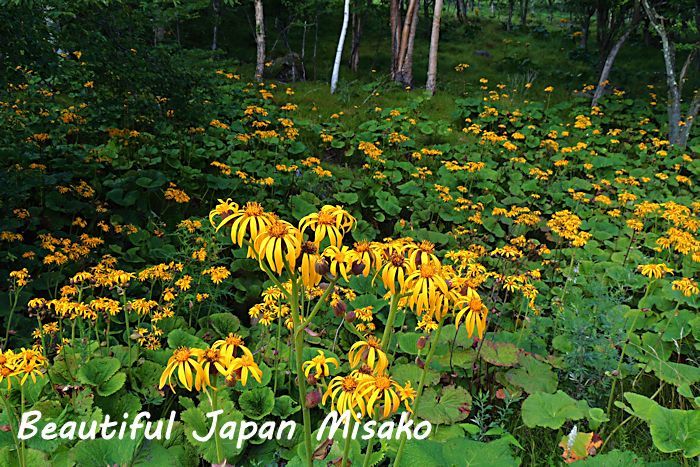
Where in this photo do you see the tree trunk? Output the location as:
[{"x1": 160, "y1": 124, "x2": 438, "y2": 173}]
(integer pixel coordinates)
[
  {"x1": 591, "y1": 25, "x2": 634, "y2": 107},
  {"x1": 301, "y1": 21, "x2": 308, "y2": 80},
  {"x1": 396, "y1": 0, "x2": 419, "y2": 86},
  {"x1": 254, "y1": 0, "x2": 265, "y2": 81},
  {"x1": 642, "y1": 0, "x2": 698, "y2": 147},
  {"x1": 331, "y1": 0, "x2": 351, "y2": 94},
  {"x1": 212, "y1": 0, "x2": 221, "y2": 50},
  {"x1": 394, "y1": 0, "x2": 420, "y2": 86},
  {"x1": 580, "y1": 10, "x2": 592, "y2": 50},
  {"x1": 456, "y1": 0, "x2": 467, "y2": 22},
  {"x1": 519, "y1": 0, "x2": 529, "y2": 26},
  {"x1": 507, "y1": 0, "x2": 514, "y2": 31},
  {"x1": 426, "y1": 0, "x2": 444, "y2": 94},
  {"x1": 390, "y1": 0, "x2": 401, "y2": 78},
  {"x1": 349, "y1": 9, "x2": 362, "y2": 72}
]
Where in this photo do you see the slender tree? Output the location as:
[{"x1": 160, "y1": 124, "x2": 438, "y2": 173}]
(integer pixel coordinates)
[
  {"x1": 592, "y1": 0, "x2": 641, "y2": 107},
  {"x1": 426, "y1": 0, "x2": 444, "y2": 94},
  {"x1": 642, "y1": 0, "x2": 699, "y2": 147},
  {"x1": 331, "y1": 0, "x2": 351, "y2": 93},
  {"x1": 254, "y1": 0, "x2": 265, "y2": 81},
  {"x1": 390, "y1": 0, "x2": 420, "y2": 86},
  {"x1": 212, "y1": 0, "x2": 221, "y2": 50}
]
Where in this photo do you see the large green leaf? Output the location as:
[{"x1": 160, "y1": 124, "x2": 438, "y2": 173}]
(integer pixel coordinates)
[
  {"x1": 480, "y1": 340, "x2": 518, "y2": 367},
  {"x1": 506, "y1": 354, "x2": 558, "y2": 394},
  {"x1": 416, "y1": 386, "x2": 472, "y2": 425},
  {"x1": 624, "y1": 393, "x2": 700, "y2": 458},
  {"x1": 238, "y1": 387, "x2": 275, "y2": 420},
  {"x1": 521, "y1": 391, "x2": 589, "y2": 429},
  {"x1": 77, "y1": 357, "x2": 120, "y2": 386}
]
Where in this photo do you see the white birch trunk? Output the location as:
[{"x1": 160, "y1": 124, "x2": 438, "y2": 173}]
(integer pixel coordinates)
[
  {"x1": 426, "y1": 0, "x2": 444, "y2": 95},
  {"x1": 330, "y1": 0, "x2": 351, "y2": 94}
]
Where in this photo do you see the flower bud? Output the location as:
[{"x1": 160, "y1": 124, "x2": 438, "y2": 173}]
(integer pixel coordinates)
[
  {"x1": 333, "y1": 300, "x2": 347, "y2": 317},
  {"x1": 344, "y1": 310, "x2": 356, "y2": 323},
  {"x1": 417, "y1": 336, "x2": 427, "y2": 350},
  {"x1": 307, "y1": 374, "x2": 318, "y2": 386},
  {"x1": 305, "y1": 389, "x2": 321, "y2": 408},
  {"x1": 315, "y1": 258, "x2": 330, "y2": 276},
  {"x1": 350, "y1": 261, "x2": 366, "y2": 276},
  {"x1": 415, "y1": 357, "x2": 424, "y2": 369}
]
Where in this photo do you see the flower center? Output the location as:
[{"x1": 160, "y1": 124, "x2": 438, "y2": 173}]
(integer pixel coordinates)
[
  {"x1": 419, "y1": 262, "x2": 439, "y2": 278},
  {"x1": 203, "y1": 349, "x2": 220, "y2": 362},
  {"x1": 366, "y1": 336, "x2": 382, "y2": 349},
  {"x1": 419, "y1": 240, "x2": 435, "y2": 253},
  {"x1": 317, "y1": 211, "x2": 335, "y2": 225},
  {"x1": 342, "y1": 376, "x2": 358, "y2": 392},
  {"x1": 244, "y1": 202, "x2": 264, "y2": 216},
  {"x1": 267, "y1": 221, "x2": 289, "y2": 238},
  {"x1": 469, "y1": 298, "x2": 483, "y2": 312},
  {"x1": 375, "y1": 376, "x2": 391, "y2": 390},
  {"x1": 226, "y1": 334, "x2": 244, "y2": 346},
  {"x1": 354, "y1": 241, "x2": 371, "y2": 252},
  {"x1": 390, "y1": 253, "x2": 405, "y2": 267},
  {"x1": 173, "y1": 347, "x2": 191, "y2": 362},
  {"x1": 301, "y1": 241, "x2": 318, "y2": 254}
]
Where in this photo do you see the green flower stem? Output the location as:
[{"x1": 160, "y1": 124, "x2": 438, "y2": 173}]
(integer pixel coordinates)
[
  {"x1": 290, "y1": 276, "x2": 313, "y2": 467},
  {"x1": 3, "y1": 288, "x2": 22, "y2": 349},
  {"x1": 341, "y1": 424, "x2": 353, "y2": 467},
  {"x1": 0, "y1": 394, "x2": 24, "y2": 467},
  {"x1": 380, "y1": 293, "x2": 400, "y2": 350},
  {"x1": 209, "y1": 380, "x2": 223, "y2": 464},
  {"x1": 297, "y1": 278, "x2": 338, "y2": 333},
  {"x1": 393, "y1": 314, "x2": 446, "y2": 467},
  {"x1": 361, "y1": 438, "x2": 374, "y2": 467}
]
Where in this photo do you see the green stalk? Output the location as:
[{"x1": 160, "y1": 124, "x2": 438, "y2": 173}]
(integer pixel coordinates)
[
  {"x1": 290, "y1": 276, "x2": 313, "y2": 467},
  {"x1": 381, "y1": 293, "x2": 400, "y2": 349},
  {"x1": 393, "y1": 314, "x2": 446, "y2": 467},
  {"x1": 209, "y1": 381, "x2": 223, "y2": 464},
  {"x1": 341, "y1": 424, "x2": 353, "y2": 467},
  {"x1": 3, "y1": 289, "x2": 21, "y2": 349},
  {"x1": 0, "y1": 394, "x2": 24, "y2": 467},
  {"x1": 361, "y1": 438, "x2": 374, "y2": 467}
]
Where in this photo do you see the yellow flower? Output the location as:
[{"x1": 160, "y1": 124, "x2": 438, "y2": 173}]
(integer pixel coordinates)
[
  {"x1": 298, "y1": 205, "x2": 355, "y2": 247},
  {"x1": 403, "y1": 262, "x2": 449, "y2": 318},
  {"x1": 672, "y1": 277, "x2": 699, "y2": 297},
  {"x1": 212, "y1": 333, "x2": 252, "y2": 359},
  {"x1": 298, "y1": 241, "x2": 322, "y2": 288},
  {"x1": 229, "y1": 354, "x2": 263, "y2": 386},
  {"x1": 253, "y1": 218, "x2": 302, "y2": 274},
  {"x1": 455, "y1": 289, "x2": 488, "y2": 339},
  {"x1": 347, "y1": 241, "x2": 382, "y2": 277},
  {"x1": 398, "y1": 381, "x2": 417, "y2": 412},
  {"x1": 356, "y1": 373, "x2": 403, "y2": 419},
  {"x1": 380, "y1": 251, "x2": 411, "y2": 295},
  {"x1": 196, "y1": 348, "x2": 230, "y2": 390},
  {"x1": 323, "y1": 374, "x2": 367, "y2": 421},
  {"x1": 224, "y1": 201, "x2": 274, "y2": 254},
  {"x1": 159, "y1": 347, "x2": 204, "y2": 391},
  {"x1": 323, "y1": 245, "x2": 352, "y2": 281},
  {"x1": 637, "y1": 263, "x2": 673, "y2": 279},
  {"x1": 348, "y1": 336, "x2": 388, "y2": 374},
  {"x1": 302, "y1": 350, "x2": 339, "y2": 378},
  {"x1": 209, "y1": 198, "x2": 239, "y2": 229}
]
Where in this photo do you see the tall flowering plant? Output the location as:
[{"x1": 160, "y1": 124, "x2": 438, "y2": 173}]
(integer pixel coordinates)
[{"x1": 207, "y1": 200, "x2": 490, "y2": 465}]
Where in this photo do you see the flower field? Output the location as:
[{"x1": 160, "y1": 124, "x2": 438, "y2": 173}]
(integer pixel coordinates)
[{"x1": 1, "y1": 6, "x2": 700, "y2": 467}]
